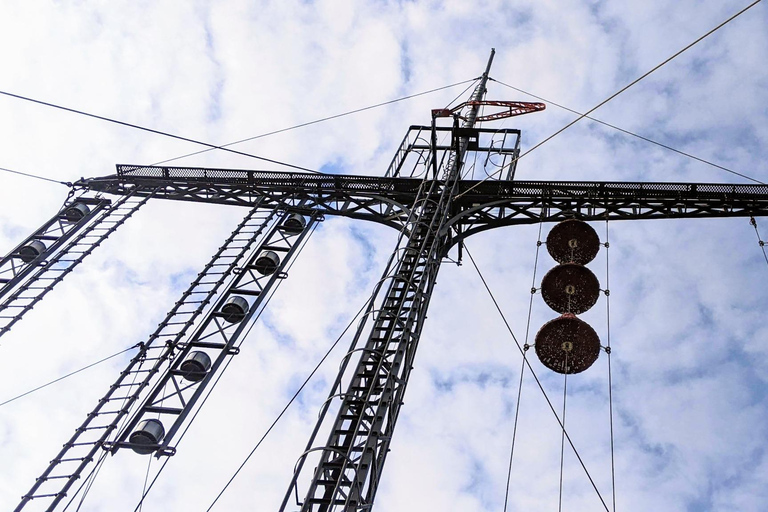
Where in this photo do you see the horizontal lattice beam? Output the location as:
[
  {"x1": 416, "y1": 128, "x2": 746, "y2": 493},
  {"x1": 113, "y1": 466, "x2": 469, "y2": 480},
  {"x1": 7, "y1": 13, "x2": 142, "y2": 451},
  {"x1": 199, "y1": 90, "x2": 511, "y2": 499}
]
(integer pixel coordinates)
[{"x1": 81, "y1": 168, "x2": 768, "y2": 245}]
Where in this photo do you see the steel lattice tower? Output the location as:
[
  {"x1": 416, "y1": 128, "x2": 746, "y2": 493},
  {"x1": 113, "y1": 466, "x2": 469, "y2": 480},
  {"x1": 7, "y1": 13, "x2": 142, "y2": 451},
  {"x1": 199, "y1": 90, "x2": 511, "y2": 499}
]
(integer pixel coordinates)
[{"x1": 3, "y1": 50, "x2": 768, "y2": 511}]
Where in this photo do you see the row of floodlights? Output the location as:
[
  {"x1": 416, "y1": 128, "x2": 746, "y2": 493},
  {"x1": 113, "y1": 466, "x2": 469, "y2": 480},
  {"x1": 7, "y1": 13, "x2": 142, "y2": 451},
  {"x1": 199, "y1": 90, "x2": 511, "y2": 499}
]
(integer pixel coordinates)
[
  {"x1": 126, "y1": 213, "x2": 307, "y2": 454},
  {"x1": 534, "y1": 219, "x2": 602, "y2": 375},
  {"x1": 14, "y1": 202, "x2": 92, "y2": 263}
]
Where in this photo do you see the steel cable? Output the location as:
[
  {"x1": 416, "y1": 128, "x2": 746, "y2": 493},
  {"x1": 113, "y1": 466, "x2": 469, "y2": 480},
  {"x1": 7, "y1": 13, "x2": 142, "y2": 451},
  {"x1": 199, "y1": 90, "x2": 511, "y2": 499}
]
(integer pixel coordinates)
[
  {"x1": 130, "y1": 218, "x2": 322, "y2": 512},
  {"x1": 750, "y1": 217, "x2": 768, "y2": 269},
  {"x1": 0, "y1": 166, "x2": 70, "y2": 186},
  {"x1": 502, "y1": 220, "x2": 543, "y2": 512},
  {"x1": 455, "y1": 0, "x2": 763, "y2": 200},
  {"x1": 0, "y1": 90, "x2": 319, "y2": 174},
  {"x1": 150, "y1": 78, "x2": 479, "y2": 166},
  {"x1": 605, "y1": 220, "x2": 617, "y2": 512},
  {"x1": 130, "y1": 217, "x2": 326, "y2": 511},
  {"x1": 558, "y1": 355, "x2": 569, "y2": 512},
  {"x1": 464, "y1": 245, "x2": 610, "y2": 512},
  {"x1": 0, "y1": 343, "x2": 140, "y2": 408},
  {"x1": 489, "y1": 79, "x2": 765, "y2": 185}
]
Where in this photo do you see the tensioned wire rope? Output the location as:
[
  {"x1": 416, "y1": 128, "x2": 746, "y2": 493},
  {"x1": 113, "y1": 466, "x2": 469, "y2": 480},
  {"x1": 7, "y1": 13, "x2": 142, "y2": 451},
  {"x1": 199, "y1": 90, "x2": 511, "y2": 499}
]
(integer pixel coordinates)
[
  {"x1": 0, "y1": 78, "x2": 478, "y2": 183},
  {"x1": 204, "y1": 137, "x2": 466, "y2": 509},
  {"x1": 0, "y1": 343, "x2": 141, "y2": 408},
  {"x1": 464, "y1": 244, "x2": 611, "y2": 512},
  {"x1": 489, "y1": 78, "x2": 765, "y2": 185},
  {"x1": 455, "y1": 0, "x2": 763, "y2": 201},
  {"x1": 492, "y1": 222, "x2": 618, "y2": 512},
  {"x1": 0, "y1": 166, "x2": 70, "y2": 186},
  {"x1": 501, "y1": 220, "x2": 543, "y2": 512},
  {"x1": 130, "y1": 175, "x2": 440, "y2": 510},
  {"x1": 604, "y1": 219, "x2": 617, "y2": 512},
  {"x1": 204, "y1": 110, "x2": 477, "y2": 508},
  {"x1": 68, "y1": 211, "x2": 324, "y2": 511},
  {"x1": 4, "y1": 78, "x2": 476, "y2": 510},
  {"x1": 128, "y1": 216, "x2": 324, "y2": 512},
  {"x1": 557, "y1": 351, "x2": 569, "y2": 512},
  {"x1": 65, "y1": 340, "x2": 151, "y2": 511},
  {"x1": 150, "y1": 78, "x2": 480, "y2": 167},
  {"x1": 0, "y1": 89, "x2": 317, "y2": 174},
  {"x1": 749, "y1": 216, "x2": 768, "y2": 269}
]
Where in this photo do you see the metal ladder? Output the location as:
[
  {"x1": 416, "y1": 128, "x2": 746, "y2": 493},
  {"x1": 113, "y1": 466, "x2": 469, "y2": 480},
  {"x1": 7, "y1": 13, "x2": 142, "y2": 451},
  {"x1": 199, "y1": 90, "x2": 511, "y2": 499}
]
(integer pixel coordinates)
[{"x1": 14, "y1": 202, "x2": 277, "y2": 512}]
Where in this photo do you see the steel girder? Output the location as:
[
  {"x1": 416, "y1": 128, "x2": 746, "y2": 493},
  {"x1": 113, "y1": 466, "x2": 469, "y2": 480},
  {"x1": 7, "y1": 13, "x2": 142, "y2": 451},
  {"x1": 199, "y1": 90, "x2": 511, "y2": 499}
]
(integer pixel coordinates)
[
  {"x1": 447, "y1": 180, "x2": 768, "y2": 243},
  {"x1": 82, "y1": 166, "x2": 422, "y2": 231},
  {"x1": 80, "y1": 167, "x2": 768, "y2": 242}
]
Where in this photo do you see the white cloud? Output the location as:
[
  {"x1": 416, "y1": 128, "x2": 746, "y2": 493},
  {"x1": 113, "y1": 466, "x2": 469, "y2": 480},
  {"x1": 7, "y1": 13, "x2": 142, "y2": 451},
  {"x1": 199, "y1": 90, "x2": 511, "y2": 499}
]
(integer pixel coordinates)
[{"x1": 1, "y1": 1, "x2": 767, "y2": 511}]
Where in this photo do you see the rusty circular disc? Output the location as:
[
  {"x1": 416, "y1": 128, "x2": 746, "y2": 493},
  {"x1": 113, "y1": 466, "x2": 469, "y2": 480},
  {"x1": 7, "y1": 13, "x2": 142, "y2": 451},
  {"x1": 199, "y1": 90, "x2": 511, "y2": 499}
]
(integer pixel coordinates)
[
  {"x1": 546, "y1": 219, "x2": 600, "y2": 265},
  {"x1": 541, "y1": 263, "x2": 601, "y2": 314},
  {"x1": 534, "y1": 314, "x2": 601, "y2": 374}
]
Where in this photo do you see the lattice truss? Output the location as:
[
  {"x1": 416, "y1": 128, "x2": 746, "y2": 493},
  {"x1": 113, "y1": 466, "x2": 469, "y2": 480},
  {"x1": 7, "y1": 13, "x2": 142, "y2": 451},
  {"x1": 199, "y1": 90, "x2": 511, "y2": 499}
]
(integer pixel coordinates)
[{"x1": 3, "y1": 111, "x2": 768, "y2": 512}]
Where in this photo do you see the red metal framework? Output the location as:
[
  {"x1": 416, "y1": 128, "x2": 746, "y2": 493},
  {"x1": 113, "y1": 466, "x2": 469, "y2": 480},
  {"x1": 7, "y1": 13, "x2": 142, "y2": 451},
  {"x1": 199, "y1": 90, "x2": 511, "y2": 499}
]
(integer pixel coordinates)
[{"x1": 432, "y1": 100, "x2": 546, "y2": 122}]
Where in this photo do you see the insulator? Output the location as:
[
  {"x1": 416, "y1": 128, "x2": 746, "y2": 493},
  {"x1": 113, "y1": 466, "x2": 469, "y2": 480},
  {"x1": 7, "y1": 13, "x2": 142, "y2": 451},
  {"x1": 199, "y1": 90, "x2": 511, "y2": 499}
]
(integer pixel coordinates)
[
  {"x1": 129, "y1": 419, "x2": 165, "y2": 455},
  {"x1": 534, "y1": 314, "x2": 600, "y2": 374},
  {"x1": 179, "y1": 351, "x2": 212, "y2": 382},
  {"x1": 220, "y1": 295, "x2": 249, "y2": 323},
  {"x1": 546, "y1": 219, "x2": 600, "y2": 265},
  {"x1": 253, "y1": 250, "x2": 280, "y2": 275},
  {"x1": 18, "y1": 240, "x2": 46, "y2": 263},
  {"x1": 282, "y1": 213, "x2": 307, "y2": 232},
  {"x1": 63, "y1": 202, "x2": 90, "y2": 223},
  {"x1": 540, "y1": 263, "x2": 600, "y2": 314}
]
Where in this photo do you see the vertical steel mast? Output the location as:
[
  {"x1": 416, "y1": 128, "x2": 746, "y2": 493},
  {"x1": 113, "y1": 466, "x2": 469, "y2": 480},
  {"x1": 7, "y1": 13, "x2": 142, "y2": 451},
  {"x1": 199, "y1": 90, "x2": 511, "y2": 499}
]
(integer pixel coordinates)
[{"x1": 282, "y1": 50, "x2": 496, "y2": 512}]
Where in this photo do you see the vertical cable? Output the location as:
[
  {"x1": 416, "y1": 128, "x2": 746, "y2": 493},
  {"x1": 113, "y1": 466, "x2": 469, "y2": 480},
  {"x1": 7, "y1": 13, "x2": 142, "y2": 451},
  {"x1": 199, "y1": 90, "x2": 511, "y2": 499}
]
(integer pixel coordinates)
[
  {"x1": 503, "y1": 356, "x2": 527, "y2": 512},
  {"x1": 557, "y1": 354, "x2": 569, "y2": 512},
  {"x1": 503, "y1": 220, "x2": 543, "y2": 512},
  {"x1": 605, "y1": 220, "x2": 616, "y2": 512},
  {"x1": 138, "y1": 456, "x2": 153, "y2": 512},
  {"x1": 750, "y1": 217, "x2": 768, "y2": 269}
]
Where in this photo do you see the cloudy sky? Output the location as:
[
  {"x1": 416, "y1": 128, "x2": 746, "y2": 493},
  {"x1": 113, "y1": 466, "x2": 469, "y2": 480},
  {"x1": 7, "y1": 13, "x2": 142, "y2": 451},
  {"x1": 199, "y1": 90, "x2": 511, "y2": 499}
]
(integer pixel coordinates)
[{"x1": 1, "y1": 1, "x2": 768, "y2": 511}]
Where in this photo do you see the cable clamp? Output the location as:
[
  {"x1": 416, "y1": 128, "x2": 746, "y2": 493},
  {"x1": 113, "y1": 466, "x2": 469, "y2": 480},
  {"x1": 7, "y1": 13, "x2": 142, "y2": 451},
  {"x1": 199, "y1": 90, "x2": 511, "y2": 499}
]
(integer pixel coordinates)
[
  {"x1": 523, "y1": 343, "x2": 530, "y2": 352},
  {"x1": 530, "y1": 287, "x2": 537, "y2": 294},
  {"x1": 603, "y1": 242, "x2": 610, "y2": 248},
  {"x1": 604, "y1": 289, "x2": 610, "y2": 296},
  {"x1": 750, "y1": 216, "x2": 757, "y2": 227},
  {"x1": 604, "y1": 346, "x2": 611, "y2": 354},
  {"x1": 760, "y1": 240, "x2": 765, "y2": 247},
  {"x1": 536, "y1": 241, "x2": 543, "y2": 247}
]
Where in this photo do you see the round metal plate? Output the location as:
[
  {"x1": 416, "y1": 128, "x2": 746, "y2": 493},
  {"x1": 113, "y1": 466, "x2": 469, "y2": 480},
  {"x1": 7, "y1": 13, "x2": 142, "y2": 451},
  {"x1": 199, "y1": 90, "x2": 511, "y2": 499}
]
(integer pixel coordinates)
[
  {"x1": 534, "y1": 314, "x2": 601, "y2": 374},
  {"x1": 541, "y1": 263, "x2": 600, "y2": 314},
  {"x1": 546, "y1": 219, "x2": 600, "y2": 265}
]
